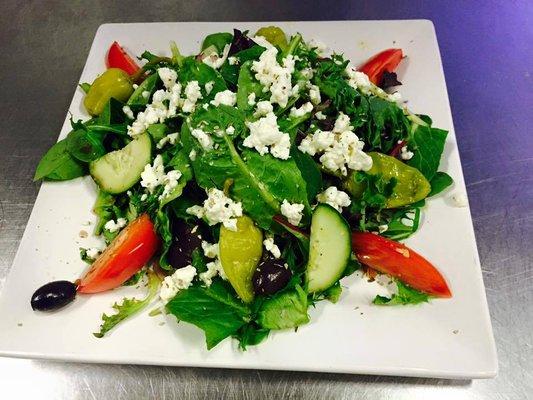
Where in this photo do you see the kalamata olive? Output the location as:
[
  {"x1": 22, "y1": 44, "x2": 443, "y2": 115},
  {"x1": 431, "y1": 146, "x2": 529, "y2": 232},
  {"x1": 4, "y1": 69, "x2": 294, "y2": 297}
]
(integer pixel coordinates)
[
  {"x1": 167, "y1": 222, "x2": 202, "y2": 269},
  {"x1": 31, "y1": 280, "x2": 77, "y2": 311},
  {"x1": 252, "y1": 257, "x2": 292, "y2": 296}
]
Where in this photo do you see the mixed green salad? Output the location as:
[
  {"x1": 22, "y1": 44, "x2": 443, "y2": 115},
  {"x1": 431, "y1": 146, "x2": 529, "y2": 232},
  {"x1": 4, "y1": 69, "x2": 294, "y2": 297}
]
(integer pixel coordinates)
[{"x1": 32, "y1": 27, "x2": 454, "y2": 349}]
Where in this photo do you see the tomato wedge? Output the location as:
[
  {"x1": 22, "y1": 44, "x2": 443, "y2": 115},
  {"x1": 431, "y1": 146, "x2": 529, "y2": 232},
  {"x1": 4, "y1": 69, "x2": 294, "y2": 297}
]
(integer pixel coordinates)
[
  {"x1": 358, "y1": 48, "x2": 403, "y2": 85},
  {"x1": 78, "y1": 214, "x2": 160, "y2": 294},
  {"x1": 352, "y1": 232, "x2": 452, "y2": 297},
  {"x1": 106, "y1": 41, "x2": 141, "y2": 75}
]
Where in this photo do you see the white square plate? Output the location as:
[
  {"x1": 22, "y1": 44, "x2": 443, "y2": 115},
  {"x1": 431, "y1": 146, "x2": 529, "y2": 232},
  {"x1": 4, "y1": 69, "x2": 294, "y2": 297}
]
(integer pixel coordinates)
[{"x1": 0, "y1": 21, "x2": 497, "y2": 379}]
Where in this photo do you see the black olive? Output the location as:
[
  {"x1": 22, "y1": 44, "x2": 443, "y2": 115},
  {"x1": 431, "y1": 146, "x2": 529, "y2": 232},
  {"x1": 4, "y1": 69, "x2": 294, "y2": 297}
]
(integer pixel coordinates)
[
  {"x1": 252, "y1": 257, "x2": 292, "y2": 296},
  {"x1": 167, "y1": 222, "x2": 202, "y2": 269},
  {"x1": 31, "y1": 280, "x2": 77, "y2": 311}
]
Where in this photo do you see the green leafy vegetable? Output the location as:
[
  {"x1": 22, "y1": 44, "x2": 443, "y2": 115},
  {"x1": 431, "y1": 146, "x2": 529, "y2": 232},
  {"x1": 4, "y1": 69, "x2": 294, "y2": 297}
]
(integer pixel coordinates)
[
  {"x1": 66, "y1": 128, "x2": 106, "y2": 162},
  {"x1": 79, "y1": 82, "x2": 91, "y2": 93},
  {"x1": 373, "y1": 280, "x2": 430, "y2": 306},
  {"x1": 258, "y1": 285, "x2": 309, "y2": 330},
  {"x1": 201, "y1": 32, "x2": 233, "y2": 53},
  {"x1": 34, "y1": 138, "x2": 87, "y2": 181},
  {"x1": 127, "y1": 73, "x2": 159, "y2": 108},
  {"x1": 407, "y1": 124, "x2": 448, "y2": 181},
  {"x1": 166, "y1": 280, "x2": 251, "y2": 349},
  {"x1": 428, "y1": 171, "x2": 453, "y2": 197},
  {"x1": 93, "y1": 270, "x2": 161, "y2": 338},
  {"x1": 236, "y1": 61, "x2": 263, "y2": 111}
]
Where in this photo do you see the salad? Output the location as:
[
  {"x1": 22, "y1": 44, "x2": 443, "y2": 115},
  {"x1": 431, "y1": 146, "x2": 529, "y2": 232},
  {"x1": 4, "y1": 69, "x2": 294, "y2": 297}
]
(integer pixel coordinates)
[{"x1": 31, "y1": 27, "x2": 453, "y2": 350}]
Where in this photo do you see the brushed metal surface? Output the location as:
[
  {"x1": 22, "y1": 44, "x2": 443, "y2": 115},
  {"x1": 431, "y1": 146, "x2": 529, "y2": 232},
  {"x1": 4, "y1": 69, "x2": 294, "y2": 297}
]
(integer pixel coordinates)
[{"x1": 0, "y1": 1, "x2": 531, "y2": 398}]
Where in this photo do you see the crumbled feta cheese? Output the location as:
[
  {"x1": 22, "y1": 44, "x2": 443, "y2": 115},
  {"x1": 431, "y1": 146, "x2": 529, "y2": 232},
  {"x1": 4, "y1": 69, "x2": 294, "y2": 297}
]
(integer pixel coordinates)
[
  {"x1": 186, "y1": 188, "x2": 243, "y2": 231},
  {"x1": 201, "y1": 241, "x2": 219, "y2": 259},
  {"x1": 160, "y1": 265, "x2": 197, "y2": 303},
  {"x1": 300, "y1": 67, "x2": 314, "y2": 80},
  {"x1": 210, "y1": 89, "x2": 237, "y2": 107},
  {"x1": 252, "y1": 35, "x2": 275, "y2": 49},
  {"x1": 132, "y1": 83, "x2": 139, "y2": 89},
  {"x1": 202, "y1": 44, "x2": 230, "y2": 69},
  {"x1": 244, "y1": 111, "x2": 291, "y2": 160},
  {"x1": 263, "y1": 236, "x2": 281, "y2": 258},
  {"x1": 122, "y1": 105, "x2": 134, "y2": 119},
  {"x1": 400, "y1": 145, "x2": 414, "y2": 160},
  {"x1": 156, "y1": 132, "x2": 179, "y2": 149},
  {"x1": 159, "y1": 169, "x2": 182, "y2": 200},
  {"x1": 308, "y1": 84, "x2": 321, "y2": 105},
  {"x1": 204, "y1": 81, "x2": 214, "y2": 95},
  {"x1": 247, "y1": 92, "x2": 256, "y2": 106},
  {"x1": 191, "y1": 128, "x2": 214, "y2": 150},
  {"x1": 315, "y1": 111, "x2": 326, "y2": 120},
  {"x1": 298, "y1": 112, "x2": 373, "y2": 175},
  {"x1": 182, "y1": 80, "x2": 203, "y2": 113},
  {"x1": 451, "y1": 193, "x2": 468, "y2": 207},
  {"x1": 142, "y1": 90, "x2": 150, "y2": 99},
  {"x1": 251, "y1": 46, "x2": 295, "y2": 107},
  {"x1": 378, "y1": 224, "x2": 389, "y2": 233},
  {"x1": 199, "y1": 258, "x2": 226, "y2": 287},
  {"x1": 290, "y1": 102, "x2": 313, "y2": 118},
  {"x1": 316, "y1": 186, "x2": 351, "y2": 212},
  {"x1": 86, "y1": 247, "x2": 101, "y2": 259},
  {"x1": 309, "y1": 39, "x2": 329, "y2": 56},
  {"x1": 189, "y1": 149, "x2": 197, "y2": 161},
  {"x1": 345, "y1": 66, "x2": 372, "y2": 94},
  {"x1": 140, "y1": 193, "x2": 148, "y2": 201},
  {"x1": 140, "y1": 155, "x2": 165, "y2": 193},
  {"x1": 388, "y1": 91, "x2": 403, "y2": 103},
  {"x1": 254, "y1": 100, "x2": 274, "y2": 117},
  {"x1": 158, "y1": 67, "x2": 178, "y2": 89},
  {"x1": 104, "y1": 218, "x2": 127, "y2": 233},
  {"x1": 280, "y1": 200, "x2": 304, "y2": 226},
  {"x1": 228, "y1": 56, "x2": 238, "y2": 65}
]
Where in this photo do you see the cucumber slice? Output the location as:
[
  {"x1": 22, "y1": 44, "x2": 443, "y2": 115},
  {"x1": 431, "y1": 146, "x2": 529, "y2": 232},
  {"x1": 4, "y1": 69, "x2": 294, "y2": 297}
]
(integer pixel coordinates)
[
  {"x1": 89, "y1": 133, "x2": 152, "y2": 194},
  {"x1": 307, "y1": 204, "x2": 351, "y2": 293}
]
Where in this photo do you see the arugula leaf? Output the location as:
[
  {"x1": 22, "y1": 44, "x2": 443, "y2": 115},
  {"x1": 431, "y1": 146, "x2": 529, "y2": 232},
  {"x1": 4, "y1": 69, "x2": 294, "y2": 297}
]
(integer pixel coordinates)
[
  {"x1": 428, "y1": 171, "x2": 453, "y2": 197},
  {"x1": 178, "y1": 57, "x2": 227, "y2": 99},
  {"x1": 79, "y1": 248, "x2": 95, "y2": 264},
  {"x1": 34, "y1": 138, "x2": 87, "y2": 181},
  {"x1": 93, "y1": 190, "x2": 117, "y2": 235},
  {"x1": 407, "y1": 124, "x2": 448, "y2": 181},
  {"x1": 127, "y1": 73, "x2": 159, "y2": 108},
  {"x1": 373, "y1": 280, "x2": 430, "y2": 306},
  {"x1": 122, "y1": 269, "x2": 146, "y2": 286},
  {"x1": 201, "y1": 32, "x2": 233, "y2": 53},
  {"x1": 257, "y1": 285, "x2": 309, "y2": 330},
  {"x1": 146, "y1": 123, "x2": 168, "y2": 143},
  {"x1": 155, "y1": 209, "x2": 173, "y2": 270},
  {"x1": 236, "y1": 61, "x2": 263, "y2": 111},
  {"x1": 93, "y1": 270, "x2": 161, "y2": 338},
  {"x1": 166, "y1": 280, "x2": 251, "y2": 349}
]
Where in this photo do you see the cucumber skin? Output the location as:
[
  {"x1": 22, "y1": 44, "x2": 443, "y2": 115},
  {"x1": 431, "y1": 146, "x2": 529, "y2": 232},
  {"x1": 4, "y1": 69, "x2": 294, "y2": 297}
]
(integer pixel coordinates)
[
  {"x1": 89, "y1": 134, "x2": 152, "y2": 194},
  {"x1": 306, "y1": 204, "x2": 351, "y2": 293}
]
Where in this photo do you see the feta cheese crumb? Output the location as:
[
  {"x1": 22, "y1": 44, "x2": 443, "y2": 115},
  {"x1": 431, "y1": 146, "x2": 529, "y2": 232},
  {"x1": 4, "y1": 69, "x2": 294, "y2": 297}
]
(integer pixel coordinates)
[
  {"x1": 243, "y1": 111, "x2": 291, "y2": 160},
  {"x1": 201, "y1": 241, "x2": 219, "y2": 259},
  {"x1": 140, "y1": 193, "x2": 148, "y2": 201},
  {"x1": 251, "y1": 46, "x2": 295, "y2": 107},
  {"x1": 263, "y1": 237, "x2": 281, "y2": 258},
  {"x1": 252, "y1": 35, "x2": 275, "y2": 49},
  {"x1": 202, "y1": 44, "x2": 230, "y2": 69},
  {"x1": 191, "y1": 128, "x2": 214, "y2": 150},
  {"x1": 86, "y1": 247, "x2": 101, "y2": 259},
  {"x1": 122, "y1": 105, "x2": 134, "y2": 119},
  {"x1": 280, "y1": 200, "x2": 304, "y2": 226},
  {"x1": 345, "y1": 66, "x2": 372, "y2": 94},
  {"x1": 182, "y1": 80, "x2": 203, "y2": 113},
  {"x1": 189, "y1": 149, "x2": 197, "y2": 161},
  {"x1": 388, "y1": 91, "x2": 403, "y2": 103},
  {"x1": 253, "y1": 100, "x2": 274, "y2": 117},
  {"x1": 104, "y1": 217, "x2": 127, "y2": 233},
  {"x1": 204, "y1": 81, "x2": 215, "y2": 95},
  {"x1": 316, "y1": 186, "x2": 351, "y2": 212},
  {"x1": 142, "y1": 90, "x2": 150, "y2": 99},
  {"x1": 378, "y1": 224, "x2": 389, "y2": 233},
  {"x1": 199, "y1": 258, "x2": 226, "y2": 287},
  {"x1": 451, "y1": 193, "x2": 468, "y2": 207},
  {"x1": 298, "y1": 112, "x2": 373, "y2": 175},
  {"x1": 159, "y1": 169, "x2": 182, "y2": 200},
  {"x1": 156, "y1": 132, "x2": 179, "y2": 149},
  {"x1": 308, "y1": 84, "x2": 321, "y2": 105},
  {"x1": 247, "y1": 92, "x2": 256, "y2": 106},
  {"x1": 160, "y1": 265, "x2": 197, "y2": 304},
  {"x1": 315, "y1": 111, "x2": 326, "y2": 120},
  {"x1": 289, "y1": 102, "x2": 313, "y2": 118},
  {"x1": 140, "y1": 155, "x2": 165, "y2": 193},
  {"x1": 400, "y1": 145, "x2": 414, "y2": 160},
  {"x1": 186, "y1": 188, "x2": 243, "y2": 231},
  {"x1": 210, "y1": 89, "x2": 237, "y2": 107},
  {"x1": 158, "y1": 67, "x2": 178, "y2": 89},
  {"x1": 309, "y1": 39, "x2": 329, "y2": 56},
  {"x1": 228, "y1": 56, "x2": 238, "y2": 65}
]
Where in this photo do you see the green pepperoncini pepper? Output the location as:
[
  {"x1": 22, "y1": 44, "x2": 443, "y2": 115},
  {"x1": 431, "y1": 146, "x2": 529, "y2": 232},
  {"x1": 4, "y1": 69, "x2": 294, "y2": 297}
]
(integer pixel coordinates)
[{"x1": 83, "y1": 68, "x2": 134, "y2": 116}]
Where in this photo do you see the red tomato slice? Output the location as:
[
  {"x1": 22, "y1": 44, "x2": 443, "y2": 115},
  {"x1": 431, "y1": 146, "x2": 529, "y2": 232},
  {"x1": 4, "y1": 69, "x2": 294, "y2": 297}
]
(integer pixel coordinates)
[
  {"x1": 358, "y1": 48, "x2": 403, "y2": 85},
  {"x1": 106, "y1": 41, "x2": 141, "y2": 75},
  {"x1": 78, "y1": 214, "x2": 160, "y2": 294},
  {"x1": 352, "y1": 232, "x2": 452, "y2": 297}
]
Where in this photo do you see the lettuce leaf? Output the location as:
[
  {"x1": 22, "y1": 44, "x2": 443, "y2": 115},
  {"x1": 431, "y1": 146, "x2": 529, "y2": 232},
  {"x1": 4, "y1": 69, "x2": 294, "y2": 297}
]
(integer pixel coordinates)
[{"x1": 373, "y1": 280, "x2": 430, "y2": 306}]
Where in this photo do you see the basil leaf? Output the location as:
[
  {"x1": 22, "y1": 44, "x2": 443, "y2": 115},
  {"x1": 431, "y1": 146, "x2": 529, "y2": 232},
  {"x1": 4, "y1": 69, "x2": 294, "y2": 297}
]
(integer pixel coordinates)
[
  {"x1": 428, "y1": 171, "x2": 454, "y2": 197},
  {"x1": 166, "y1": 280, "x2": 251, "y2": 349},
  {"x1": 34, "y1": 138, "x2": 87, "y2": 181},
  {"x1": 257, "y1": 285, "x2": 309, "y2": 330}
]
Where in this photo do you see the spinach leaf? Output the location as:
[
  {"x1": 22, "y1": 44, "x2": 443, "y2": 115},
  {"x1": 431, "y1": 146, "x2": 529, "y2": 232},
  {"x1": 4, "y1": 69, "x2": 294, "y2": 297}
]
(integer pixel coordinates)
[
  {"x1": 178, "y1": 57, "x2": 227, "y2": 99},
  {"x1": 407, "y1": 124, "x2": 448, "y2": 181},
  {"x1": 97, "y1": 97, "x2": 125, "y2": 125},
  {"x1": 428, "y1": 171, "x2": 453, "y2": 197},
  {"x1": 66, "y1": 128, "x2": 106, "y2": 162},
  {"x1": 94, "y1": 270, "x2": 160, "y2": 338},
  {"x1": 93, "y1": 190, "x2": 117, "y2": 235},
  {"x1": 201, "y1": 32, "x2": 233, "y2": 53},
  {"x1": 166, "y1": 280, "x2": 251, "y2": 349},
  {"x1": 127, "y1": 73, "x2": 159, "y2": 108},
  {"x1": 257, "y1": 285, "x2": 309, "y2": 330},
  {"x1": 146, "y1": 123, "x2": 168, "y2": 142},
  {"x1": 373, "y1": 280, "x2": 430, "y2": 306},
  {"x1": 291, "y1": 149, "x2": 323, "y2": 202},
  {"x1": 34, "y1": 138, "x2": 87, "y2": 181},
  {"x1": 236, "y1": 61, "x2": 263, "y2": 111},
  {"x1": 236, "y1": 323, "x2": 270, "y2": 349}
]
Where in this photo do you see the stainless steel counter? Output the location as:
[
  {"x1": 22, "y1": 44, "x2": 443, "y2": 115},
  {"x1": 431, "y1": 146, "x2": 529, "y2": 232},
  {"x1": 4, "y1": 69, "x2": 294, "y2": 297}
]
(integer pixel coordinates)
[{"x1": 0, "y1": 1, "x2": 531, "y2": 398}]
